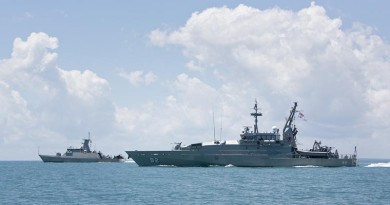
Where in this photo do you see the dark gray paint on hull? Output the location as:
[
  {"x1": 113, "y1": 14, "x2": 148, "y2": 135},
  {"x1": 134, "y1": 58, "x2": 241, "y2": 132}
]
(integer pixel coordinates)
[
  {"x1": 39, "y1": 154, "x2": 123, "y2": 163},
  {"x1": 126, "y1": 151, "x2": 356, "y2": 167}
]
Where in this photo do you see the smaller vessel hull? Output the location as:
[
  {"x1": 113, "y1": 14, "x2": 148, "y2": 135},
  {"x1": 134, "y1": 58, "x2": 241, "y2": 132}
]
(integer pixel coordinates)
[
  {"x1": 39, "y1": 154, "x2": 124, "y2": 163},
  {"x1": 127, "y1": 151, "x2": 356, "y2": 167},
  {"x1": 38, "y1": 136, "x2": 124, "y2": 163}
]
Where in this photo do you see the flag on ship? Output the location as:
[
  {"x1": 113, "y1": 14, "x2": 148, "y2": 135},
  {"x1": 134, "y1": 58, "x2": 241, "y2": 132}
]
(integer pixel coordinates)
[{"x1": 298, "y1": 111, "x2": 307, "y2": 121}]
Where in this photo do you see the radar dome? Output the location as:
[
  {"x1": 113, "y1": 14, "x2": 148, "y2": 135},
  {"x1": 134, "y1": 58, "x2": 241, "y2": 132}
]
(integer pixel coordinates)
[{"x1": 272, "y1": 126, "x2": 278, "y2": 133}]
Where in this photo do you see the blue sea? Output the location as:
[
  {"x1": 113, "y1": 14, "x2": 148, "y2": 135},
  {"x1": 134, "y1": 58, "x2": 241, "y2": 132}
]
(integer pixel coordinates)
[{"x1": 1, "y1": 159, "x2": 389, "y2": 205}]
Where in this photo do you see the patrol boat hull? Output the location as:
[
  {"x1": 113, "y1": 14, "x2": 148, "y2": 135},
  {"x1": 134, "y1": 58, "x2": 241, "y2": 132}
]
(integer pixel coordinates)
[{"x1": 126, "y1": 101, "x2": 357, "y2": 167}]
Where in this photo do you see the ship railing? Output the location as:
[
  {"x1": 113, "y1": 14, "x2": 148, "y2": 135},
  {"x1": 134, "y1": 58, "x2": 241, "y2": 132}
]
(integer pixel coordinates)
[{"x1": 294, "y1": 152, "x2": 356, "y2": 159}]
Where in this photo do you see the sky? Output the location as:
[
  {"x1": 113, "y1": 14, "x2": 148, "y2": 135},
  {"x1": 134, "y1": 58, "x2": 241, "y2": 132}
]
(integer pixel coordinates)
[{"x1": 1, "y1": 0, "x2": 389, "y2": 160}]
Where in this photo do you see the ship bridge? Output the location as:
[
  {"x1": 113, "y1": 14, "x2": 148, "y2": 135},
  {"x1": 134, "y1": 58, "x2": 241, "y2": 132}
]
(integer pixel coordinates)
[
  {"x1": 240, "y1": 132, "x2": 280, "y2": 141},
  {"x1": 239, "y1": 100, "x2": 281, "y2": 144}
]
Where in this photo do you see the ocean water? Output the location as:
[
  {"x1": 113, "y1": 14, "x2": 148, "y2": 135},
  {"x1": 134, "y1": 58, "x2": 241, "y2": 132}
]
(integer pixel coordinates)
[{"x1": 1, "y1": 159, "x2": 389, "y2": 205}]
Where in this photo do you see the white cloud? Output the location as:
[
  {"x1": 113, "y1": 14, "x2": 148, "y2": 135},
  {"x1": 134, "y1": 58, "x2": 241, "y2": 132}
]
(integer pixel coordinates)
[
  {"x1": 0, "y1": 32, "x2": 59, "y2": 146},
  {"x1": 0, "y1": 81, "x2": 36, "y2": 143},
  {"x1": 148, "y1": 3, "x2": 390, "y2": 157},
  {"x1": 115, "y1": 73, "x2": 222, "y2": 149},
  {"x1": 0, "y1": 32, "x2": 58, "y2": 92},
  {"x1": 149, "y1": 30, "x2": 168, "y2": 47},
  {"x1": 119, "y1": 70, "x2": 158, "y2": 86},
  {"x1": 172, "y1": 73, "x2": 217, "y2": 106},
  {"x1": 114, "y1": 72, "x2": 266, "y2": 151},
  {"x1": 0, "y1": 32, "x2": 116, "y2": 160},
  {"x1": 144, "y1": 72, "x2": 158, "y2": 85},
  {"x1": 1, "y1": 3, "x2": 390, "y2": 160},
  {"x1": 11, "y1": 32, "x2": 58, "y2": 72},
  {"x1": 58, "y1": 69, "x2": 109, "y2": 102},
  {"x1": 186, "y1": 60, "x2": 205, "y2": 72}
]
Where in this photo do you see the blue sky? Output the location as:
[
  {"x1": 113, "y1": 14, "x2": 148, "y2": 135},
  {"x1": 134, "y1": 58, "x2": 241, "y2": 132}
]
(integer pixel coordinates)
[{"x1": 1, "y1": 1, "x2": 390, "y2": 160}]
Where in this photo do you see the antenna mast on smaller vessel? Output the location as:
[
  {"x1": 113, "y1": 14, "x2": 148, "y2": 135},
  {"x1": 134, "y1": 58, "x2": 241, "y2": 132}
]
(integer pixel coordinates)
[
  {"x1": 251, "y1": 99, "x2": 262, "y2": 134},
  {"x1": 219, "y1": 106, "x2": 223, "y2": 141},
  {"x1": 213, "y1": 112, "x2": 216, "y2": 142}
]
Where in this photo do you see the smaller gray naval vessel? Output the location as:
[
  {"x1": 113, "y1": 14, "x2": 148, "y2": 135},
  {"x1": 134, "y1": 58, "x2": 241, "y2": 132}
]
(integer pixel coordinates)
[
  {"x1": 39, "y1": 134, "x2": 124, "y2": 163},
  {"x1": 127, "y1": 101, "x2": 357, "y2": 167}
]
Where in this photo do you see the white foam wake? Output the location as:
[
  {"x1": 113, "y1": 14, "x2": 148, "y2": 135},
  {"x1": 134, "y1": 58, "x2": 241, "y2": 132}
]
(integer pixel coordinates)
[
  {"x1": 294, "y1": 165, "x2": 320, "y2": 168},
  {"x1": 365, "y1": 162, "x2": 390, "y2": 167},
  {"x1": 124, "y1": 159, "x2": 135, "y2": 163}
]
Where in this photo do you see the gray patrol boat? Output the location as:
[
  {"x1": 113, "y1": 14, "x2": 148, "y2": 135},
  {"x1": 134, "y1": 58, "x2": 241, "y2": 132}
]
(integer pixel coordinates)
[
  {"x1": 126, "y1": 101, "x2": 357, "y2": 167},
  {"x1": 39, "y1": 135, "x2": 124, "y2": 163}
]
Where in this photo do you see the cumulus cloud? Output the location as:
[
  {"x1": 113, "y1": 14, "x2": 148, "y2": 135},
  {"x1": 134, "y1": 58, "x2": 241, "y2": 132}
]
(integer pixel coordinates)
[
  {"x1": 0, "y1": 32, "x2": 59, "y2": 146},
  {"x1": 115, "y1": 73, "x2": 221, "y2": 149},
  {"x1": 0, "y1": 32, "x2": 58, "y2": 92},
  {"x1": 0, "y1": 32, "x2": 115, "y2": 159},
  {"x1": 147, "y1": 3, "x2": 390, "y2": 156},
  {"x1": 172, "y1": 73, "x2": 217, "y2": 106},
  {"x1": 10, "y1": 32, "x2": 57, "y2": 72},
  {"x1": 119, "y1": 70, "x2": 158, "y2": 86},
  {"x1": 1, "y1": 3, "x2": 390, "y2": 159},
  {"x1": 59, "y1": 69, "x2": 109, "y2": 102},
  {"x1": 186, "y1": 60, "x2": 206, "y2": 72},
  {"x1": 0, "y1": 81, "x2": 36, "y2": 143},
  {"x1": 115, "y1": 72, "x2": 266, "y2": 150}
]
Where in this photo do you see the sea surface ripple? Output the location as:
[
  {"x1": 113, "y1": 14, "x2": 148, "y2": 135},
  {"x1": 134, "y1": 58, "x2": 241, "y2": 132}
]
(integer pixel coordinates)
[{"x1": 0, "y1": 159, "x2": 389, "y2": 204}]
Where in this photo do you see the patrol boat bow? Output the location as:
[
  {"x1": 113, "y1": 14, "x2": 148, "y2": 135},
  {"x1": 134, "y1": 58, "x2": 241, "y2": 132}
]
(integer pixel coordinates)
[{"x1": 126, "y1": 102, "x2": 357, "y2": 167}]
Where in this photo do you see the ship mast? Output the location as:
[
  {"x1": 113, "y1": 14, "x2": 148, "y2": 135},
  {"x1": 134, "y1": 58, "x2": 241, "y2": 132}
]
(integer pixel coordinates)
[
  {"x1": 251, "y1": 100, "x2": 262, "y2": 134},
  {"x1": 213, "y1": 112, "x2": 216, "y2": 142}
]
